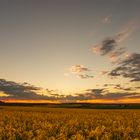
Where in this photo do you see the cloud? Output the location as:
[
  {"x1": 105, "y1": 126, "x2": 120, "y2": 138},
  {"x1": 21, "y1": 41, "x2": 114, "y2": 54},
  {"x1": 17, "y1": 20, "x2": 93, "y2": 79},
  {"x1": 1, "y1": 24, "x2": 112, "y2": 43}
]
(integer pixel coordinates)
[
  {"x1": 85, "y1": 89, "x2": 140, "y2": 100},
  {"x1": 65, "y1": 88, "x2": 105, "y2": 100},
  {"x1": 108, "y1": 47, "x2": 125, "y2": 63},
  {"x1": 91, "y1": 20, "x2": 138, "y2": 57},
  {"x1": 103, "y1": 84, "x2": 140, "y2": 92},
  {"x1": 114, "y1": 84, "x2": 133, "y2": 91},
  {"x1": 77, "y1": 74, "x2": 94, "y2": 79},
  {"x1": 91, "y1": 44, "x2": 102, "y2": 54},
  {"x1": 116, "y1": 30, "x2": 131, "y2": 43},
  {"x1": 0, "y1": 79, "x2": 57, "y2": 100},
  {"x1": 70, "y1": 65, "x2": 90, "y2": 73},
  {"x1": 103, "y1": 41, "x2": 117, "y2": 56},
  {"x1": 91, "y1": 20, "x2": 140, "y2": 82},
  {"x1": 109, "y1": 53, "x2": 140, "y2": 82},
  {"x1": 92, "y1": 38, "x2": 117, "y2": 55},
  {"x1": 0, "y1": 79, "x2": 139, "y2": 102},
  {"x1": 102, "y1": 15, "x2": 112, "y2": 24},
  {"x1": 86, "y1": 88, "x2": 105, "y2": 94},
  {"x1": 103, "y1": 84, "x2": 114, "y2": 87},
  {"x1": 116, "y1": 20, "x2": 137, "y2": 43},
  {"x1": 103, "y1": 92, "x2": 139, "y2": 100},
  {"x1": 67, "y1": 65, "x2": 94, "y2": 79},
  {"x1": 64, "y1": 88, "x2": 140, "y2": 101},
  {"x1": 91, "y1": 37, "x2": 125, "y2": 64},
  {"x1": 86, "y1": 89, "x2": 104, "y2": 98}
]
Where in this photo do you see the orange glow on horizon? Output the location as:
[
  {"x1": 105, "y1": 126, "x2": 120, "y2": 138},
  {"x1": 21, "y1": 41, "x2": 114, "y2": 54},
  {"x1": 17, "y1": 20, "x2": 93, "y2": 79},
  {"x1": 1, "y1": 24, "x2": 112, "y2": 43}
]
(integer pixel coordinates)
[
  {"x1": 77, "y1": 98, "x2": 140, "y2": 104},
  {"x1": 1, "y1": 98, "x2": 140, "y2": 104},
  {"x1": 1, "y1": 99, "x2": 60, "y2": 104}
]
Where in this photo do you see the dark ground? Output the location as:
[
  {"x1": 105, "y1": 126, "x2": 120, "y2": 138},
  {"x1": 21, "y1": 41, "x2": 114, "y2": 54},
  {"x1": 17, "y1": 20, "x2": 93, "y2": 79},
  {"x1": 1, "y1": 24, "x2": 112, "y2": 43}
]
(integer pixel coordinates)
[{"x1": 0, "y1": 101, "x2": 140, "y2": 109}]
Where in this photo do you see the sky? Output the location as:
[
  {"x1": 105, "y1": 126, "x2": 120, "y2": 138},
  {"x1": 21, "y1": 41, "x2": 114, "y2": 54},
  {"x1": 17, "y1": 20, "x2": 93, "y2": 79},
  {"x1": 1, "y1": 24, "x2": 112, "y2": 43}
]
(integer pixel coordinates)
[{"x1": 0, "y1": 0, "x2": 140, "y2": 103}]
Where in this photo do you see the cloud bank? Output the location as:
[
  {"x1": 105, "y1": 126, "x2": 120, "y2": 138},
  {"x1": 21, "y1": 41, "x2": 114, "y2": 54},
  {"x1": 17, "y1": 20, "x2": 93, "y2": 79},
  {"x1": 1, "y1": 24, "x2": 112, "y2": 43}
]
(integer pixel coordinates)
[
  {"x1": 0, "y1": 79, "x2": 55, "y2": 100},
  {"x1": 0, "y1": 79, "x2": 139, "y2": 102},
  {"x1": 0, "y1": 78, "x2": 139, "y2": 102}
]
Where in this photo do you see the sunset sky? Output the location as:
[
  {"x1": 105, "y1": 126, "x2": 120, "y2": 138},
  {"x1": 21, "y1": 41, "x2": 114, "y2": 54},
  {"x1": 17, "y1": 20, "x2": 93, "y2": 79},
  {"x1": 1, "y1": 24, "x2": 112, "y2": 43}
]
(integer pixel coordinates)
[{"x1": 0, "y1": 0, "x2": 140, "y2": 103}]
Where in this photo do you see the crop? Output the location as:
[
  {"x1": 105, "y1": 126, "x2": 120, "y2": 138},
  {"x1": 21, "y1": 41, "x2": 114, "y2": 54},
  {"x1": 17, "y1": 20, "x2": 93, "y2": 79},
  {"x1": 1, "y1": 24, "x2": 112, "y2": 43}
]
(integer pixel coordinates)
[{"x1": 0, "y1": 107, "x2": 140, "y2": 140}]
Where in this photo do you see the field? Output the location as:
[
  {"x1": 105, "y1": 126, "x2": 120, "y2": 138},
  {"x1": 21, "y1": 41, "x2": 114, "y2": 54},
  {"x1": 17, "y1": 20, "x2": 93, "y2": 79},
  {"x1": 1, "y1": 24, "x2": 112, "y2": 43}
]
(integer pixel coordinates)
[{"x1": 0, "y1": 106, "x2": 140, "y2": 140}]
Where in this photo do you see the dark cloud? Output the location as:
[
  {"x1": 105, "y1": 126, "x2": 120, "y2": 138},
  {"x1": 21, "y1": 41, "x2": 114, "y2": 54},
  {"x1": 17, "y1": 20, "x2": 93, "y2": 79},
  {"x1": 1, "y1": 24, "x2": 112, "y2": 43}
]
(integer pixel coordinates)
[
  {"x1": 85, "y1": 88, "x2": 104, "y2": 98},
  {"x1": 52, "y1": 88, "x2": 105, "y2": 101},
  {"x1": 91, "y1": 37, "x2": 126, "y2": 65},
  {"x1": 59, "y1": 87, "x2": 140, "y2": 101},
  {"x1": 103, "y1": 83, "x2": 140, "y2": 91},
  {"x1": 0, "y1": 79, "x2": 56, "y2": 100},
  {"x1": 0, "y1": 79, "x2": 139, "y2": 101},
  {"x1": 103, "y1": 92, "x2": 139, "y2": 100},
  {"x1": 86, "y1": 88, "x2": 105, "y2": 94},
  {"x1": 109, "y1": 53, "x2": 140, "y2": 82},
  {"x1": 71, "y1": 88, "x2": 105, "y2": 100},
  {"x1": 65, "y1": 89, "x2": 104, "y2": 100},
  {"x1": 114, "y1": 84, "x2": 133, "y2": 91},
  {"x1": 101, "y1": 38, "x2": 117, "y2": 55},
  {"x1": 84, "y1": 88, "x2": 133, "y2": 100},
  {"x1": 92, "y1": 38, "x2": 117, "y2": 55},
  {"x1": 65, "y1": 88, "x2": 140, "y2": 101}
]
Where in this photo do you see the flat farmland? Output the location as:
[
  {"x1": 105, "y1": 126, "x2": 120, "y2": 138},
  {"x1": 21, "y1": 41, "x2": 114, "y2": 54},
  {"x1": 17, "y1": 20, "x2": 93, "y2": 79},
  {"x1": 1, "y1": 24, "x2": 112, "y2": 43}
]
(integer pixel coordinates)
[{"x1": 0, "y1": 106, "x2": 140, "y2": 140}]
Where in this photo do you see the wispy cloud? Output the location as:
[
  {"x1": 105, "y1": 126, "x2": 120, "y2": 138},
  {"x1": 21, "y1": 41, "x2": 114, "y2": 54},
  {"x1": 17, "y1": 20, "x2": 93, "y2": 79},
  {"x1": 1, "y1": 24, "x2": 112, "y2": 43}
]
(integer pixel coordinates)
[
  {"x1": 102, "y1": 15, "x2": 112, "y2": 24},
  {"x1": 108, "y1": 47, "x2": 125, "y2": 63},
  {"x1": 116, "y1": 20, "x2": 138, "y2": 43},
  {"x1": 101, "y1": 71, "x2": 109, "y2": 75}
]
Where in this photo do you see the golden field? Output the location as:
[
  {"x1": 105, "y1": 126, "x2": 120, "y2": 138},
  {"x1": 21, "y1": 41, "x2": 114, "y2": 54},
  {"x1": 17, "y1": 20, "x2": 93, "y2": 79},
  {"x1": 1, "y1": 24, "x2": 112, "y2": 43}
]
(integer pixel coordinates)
[{"x1": 0, "y1": 106, "x2": 140, "y2": 140}]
